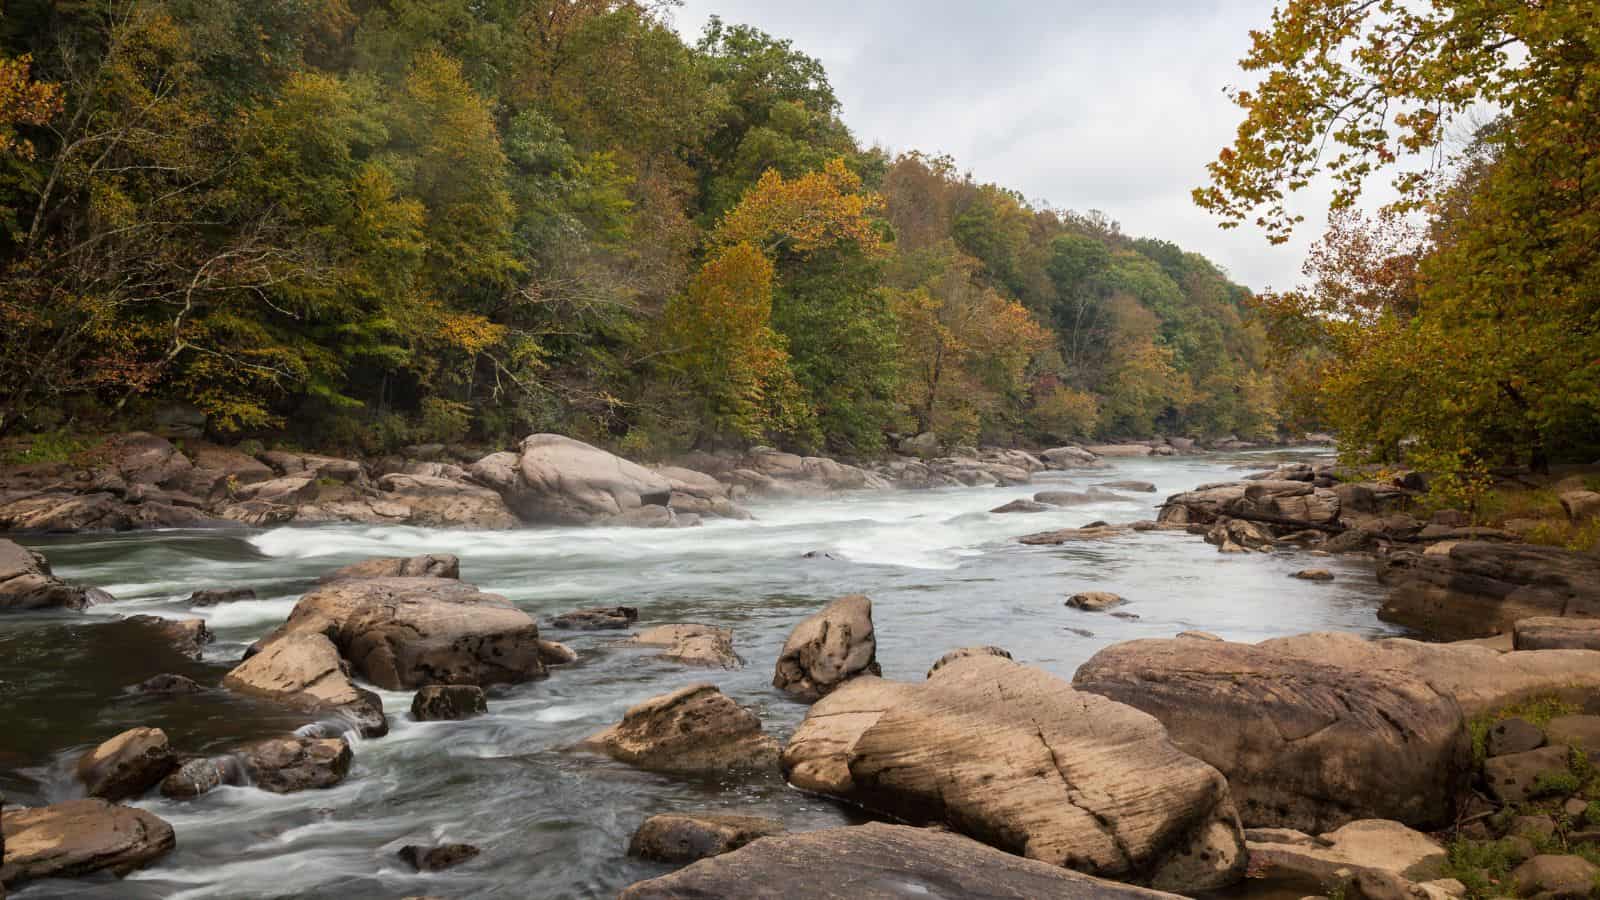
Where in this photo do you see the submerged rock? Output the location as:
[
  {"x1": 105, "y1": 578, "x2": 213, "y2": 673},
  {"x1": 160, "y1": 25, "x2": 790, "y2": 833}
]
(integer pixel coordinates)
[
  {"x1": 549, "y1": 605, "x2": 639, "y2": 630},
  {"x1": 187, "y1": 587, "x2": 256, "y2": 606},
  {"x1": 129, "y1": 673, "x2": 203, "y2": 695},
  {"x1": 75, "y1": 727, "x2": 177, "y2": 802},
  {"x1": 627, "y1": 812, "x2": 785, "y2": 863},
  {"x1": 626, "y1": 624, "x2": 742, "y2": 669},
  {"x1": 990, "y1": 499, "x2": 1052, "y2": 514},
  {"x1": 160, "y1": 756, "x2": 240, "y2": 799},
  {"x1": 1067, "y1": 591, "x2": 1125, "y2": 612},
  {"x1": 0, "y1": 799, "x2": 175, "y2": 887},
  {"x1": 781, "y1": 654, "x2": 1247, "y2": 891},
  {"x1": 618, "y1": 822, "x2": 1183, "y2": 899},
  {"x1": 397, "y1": 843, "x2": 480, "y2": 872},
  {"x1": 582, "y1": 684, "x2": 779, "y2": 775},
  {"x1": 318, "y1": 553, "x2": 460, "y2": 583},
  {"x1": 773, "y1": 594, "x2": 880, "y2": 702}
]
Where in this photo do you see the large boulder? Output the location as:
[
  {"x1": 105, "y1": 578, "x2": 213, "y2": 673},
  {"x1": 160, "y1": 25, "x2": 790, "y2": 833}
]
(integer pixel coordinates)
[
  {"x1": 0, "y1": 539, "x2": 108, "y2": 611},
  {"x1": 582, "y1": 684, "x2": 779, "y2": 775},
  {"x1": 265, "y1": 576, "x2": 547, "y2": 690},
  {"x1": 781, "y1": 655, "x2": 1246, "y2": 891},
  {"x1": 1073, "y1": 637, "x2": 1471, "y2": 833},
  {"x1": 1041, "y1": 446, "x2": 1103, "y2": 468},
  {"x1": 370, "y1": 473, "x2": 519, "y2": 530},
  {"x1": 222, "y1": 631, "x2": 387, "y2": 737},
  {"x1": 618, "y1": 822, "x2": 1185, "y2": 899},
  {"x1": 469, "y1": 434, "x2": 672, "y2": 526},
  {"x1": 0, "y1": 799, "x2": 175, "y2": 888},
  {"x1": 75, "y1": 727, "x2": 176, "y2": 802},
  {"x1": 772, "y1": 594, "x2": 880, "y2": 701},
  {"x1": 318, "y1": 553, "x2": 460, "y2": 583},
  {"x1": 627, "y1": 812, "x2": 785, "y2": 863},
  {"x1": 106, "y1": 432, "x2": 192, "y2": 488},
  {"x1": 1378, "y1": 542, "x2": 1600, "y2": 640}
]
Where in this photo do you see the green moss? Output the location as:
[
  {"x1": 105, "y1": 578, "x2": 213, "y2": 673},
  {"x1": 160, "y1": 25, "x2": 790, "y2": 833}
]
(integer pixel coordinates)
[
  {"x1": 1534, "y1": 770, "x2": 1583, "y2": 798},
  {"x1": 1442, "y1": 838, "x2": 1519, "y2": 899}
]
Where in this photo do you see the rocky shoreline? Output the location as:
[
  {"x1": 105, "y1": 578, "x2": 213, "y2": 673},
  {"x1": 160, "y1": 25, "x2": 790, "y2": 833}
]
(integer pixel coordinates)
[{"x1": 3, "y1": 447, "x2": 1598, "y2": 899}]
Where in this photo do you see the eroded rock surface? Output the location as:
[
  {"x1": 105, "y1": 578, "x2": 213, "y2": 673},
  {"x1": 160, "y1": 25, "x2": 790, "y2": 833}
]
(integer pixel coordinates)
[
  {"x1": 773, "y1": 594, "x2": 879, "y2": 701},
  {"x1": 582, "y1": 684, "x2": 779, "y2": 775},
  {"x1": 75, "y1": 727, "x2": 176, "y2": 802},
  {"x1": 222, "y1": 631, "x2": 388, "y2": 737},
  {"x1": 1378, "y1": 542, "x2": 1600, "y2": 639},
  {"x1": 0, "y1": 539, "x2": 109, "y2": 611},
  {"x1": 627, "y1": 812, "x2": 785, "y2": 863},
  {"x1": 626, "y1": 624, "x2": 741, "y2": 669},
  {"x1": 0, "y1": 799, "x2": 175, "y2": 887}
]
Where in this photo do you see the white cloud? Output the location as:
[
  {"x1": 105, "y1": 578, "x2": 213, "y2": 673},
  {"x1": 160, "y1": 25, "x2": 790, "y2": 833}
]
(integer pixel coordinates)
[{"x1": 669, "y1": 0, "x2": 1335, "y2": 292}]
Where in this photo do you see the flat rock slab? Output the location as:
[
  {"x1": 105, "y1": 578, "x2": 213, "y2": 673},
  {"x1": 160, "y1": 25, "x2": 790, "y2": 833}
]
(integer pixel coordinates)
[
  {"x1": 0, "y1": 799, "x2": 175, "y2": 887},
  {"x1": 223, "y1": 631, "x2": 387, "y2": 737},
  {"x1": 1514, "y1": 617, "x2": 1600, "y2": 651},
  {"x1": 1074, "y1": 636, "x2": 1470, "y2": 833},
  {"x1": 619, "y1": 822, "x2": 1184, "y2": 899},
  {"x1": 782, "y1": 655, "x2": 1246, "y2": 891},
  {"x1": 550, "y1": 606, "x2": 639, "y2": 630},
  {"x1": 1246, "y1": 819, "x2": 1447, "y2": 885},
  {"x1": 1378, "y1": 542, "x2": 1600, "y2": 640},
  {"x1": 625, "y1": 624, "x2": 741, "y2": 669},
  {"x1": 318, "y1": 553, "x2": 460, "y2": 583},
  {"x1": 628, "y1": 813, "x2": 785, "y2": 863},
  {"x1": 1481, "y1": 745, "x2": 1572, "y2": 804}
]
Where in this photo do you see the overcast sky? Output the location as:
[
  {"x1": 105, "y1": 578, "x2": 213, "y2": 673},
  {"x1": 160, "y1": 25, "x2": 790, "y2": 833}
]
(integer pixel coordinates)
[{"x1": 669, "y1": 0, "x2": 1323, "y2": 293}]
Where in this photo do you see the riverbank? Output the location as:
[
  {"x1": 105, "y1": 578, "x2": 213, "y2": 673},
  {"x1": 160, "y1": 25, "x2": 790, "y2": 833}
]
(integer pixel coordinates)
[{"x1": 2, "y1": 448, "x2": 1596, "y2": 898}]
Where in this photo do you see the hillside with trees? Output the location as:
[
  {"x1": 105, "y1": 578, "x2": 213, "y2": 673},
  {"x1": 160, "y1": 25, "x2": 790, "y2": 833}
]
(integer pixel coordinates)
[{"x1": 1, "y1": 0, "x2": 1279, "y2": 457}]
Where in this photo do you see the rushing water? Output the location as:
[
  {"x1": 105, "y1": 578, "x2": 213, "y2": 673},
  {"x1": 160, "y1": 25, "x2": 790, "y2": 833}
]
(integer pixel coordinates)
[{"x1": 0, "y1": 449, "x2": 1405, "y2": 899}]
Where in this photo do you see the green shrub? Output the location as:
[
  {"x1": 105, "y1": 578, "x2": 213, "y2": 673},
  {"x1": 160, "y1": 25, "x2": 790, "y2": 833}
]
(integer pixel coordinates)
[
  {"x1": 0, "y1": 430, "x2": 91, "y2": 465},
  {"x1": 1469, "y1": 696, "x2": 1580, "y2": 765}
]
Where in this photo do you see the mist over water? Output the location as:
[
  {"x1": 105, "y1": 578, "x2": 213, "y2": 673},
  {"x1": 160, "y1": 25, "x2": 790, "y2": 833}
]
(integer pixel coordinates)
[{"x1": 0, "y1": 449, "x2": 1402, "y2": 898}]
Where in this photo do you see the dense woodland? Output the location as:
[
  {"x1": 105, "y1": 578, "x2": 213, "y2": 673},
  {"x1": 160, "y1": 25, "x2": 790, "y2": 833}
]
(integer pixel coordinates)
[
  {"x1": 1200, "y1": 1, "x2": 1600, "y2": 501},
  {"x1": 0, "y1": 0, "x2": 1280, "y2": 458}
]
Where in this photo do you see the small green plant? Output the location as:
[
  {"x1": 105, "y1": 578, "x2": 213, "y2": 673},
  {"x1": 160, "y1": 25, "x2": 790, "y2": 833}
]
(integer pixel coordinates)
[
  {"x1": 0, "y1": 429, "x2": 91, "y2": 465},
  {"x1": 237, "y1": 438, "x2": 265, "y2": 457},
  {"x1": 1532, "y1": 770, "x2": 1581, "y2": 798},
  {"x1": 1441, "y1": 838, "x2": 1518, "y2": 899}
]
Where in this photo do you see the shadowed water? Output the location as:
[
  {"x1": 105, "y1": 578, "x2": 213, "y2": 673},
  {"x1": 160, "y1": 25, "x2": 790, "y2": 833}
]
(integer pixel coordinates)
[{"x1": 0, "y1": 449, "x2": 1403, "y2": 898}]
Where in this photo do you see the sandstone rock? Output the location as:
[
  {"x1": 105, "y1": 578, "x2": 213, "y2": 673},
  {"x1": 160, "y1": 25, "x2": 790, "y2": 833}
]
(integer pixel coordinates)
[
  {"x1": 1560, "y1": 491, "x2": 1600, "y2": 525},
  {"x1": 472, "y1": 434, "x2": 672, "y2": 525},
  {"x1": 538, "y1": 639, "x2": 577, "y2": 665},
  {"x1": 411, "y1": 685, "x2": 487, "y2": 721},
  {"x1": 1086, "y1": 444, "x2": 1154, "y2": 458},
  {"x1": 1016, "y1": 524, "x2": 1126, "y2": 544},
  {"x1": 626, "y1": 624, "x2": 741, "y2": 669},
  {"x1": 1546, "y1": 715, "x2": 1600, "y2": 750},
  {"x1": 0, "y1": 491, "x2": 137, "y2": 532},
  {"x1": 582, "y1": 684, "x2": 779, "y2": 775},
  {"x1": 1292, "y1": 569, "x2": 1335, "y2": 582},
  {"x1": 1512, "y1": 854, "x2": 1599, "y2": 898},
  {"x1": 0, "y1": 539, "x2": 108, "y2": 611},
  {"x1": 1486, "y1": 718, "x2": 1546, "y2": 757},
  {"x1": 773, "y1": 594, "x2": 880, "y2": 702},
  {"x1": 1482, "y1": 746, "x2": 1573, "y2": 804},
  {"x1": 127, "y1": 615, "x2": 213, "y2": 659},
  {"x1": 0, "y1": 799, "x2": 175, "y2": 887},
  {"x1": 1258, "y1": 631, "x2": 1600, "y2": 717},
  {"x1": 397, "y1": 843, "x2": 479, "y2": 872},
  {"x1": 1041, "y1": 446, "x2": 1103, "y2": 468},
  {"x1": 899, "y1": 432, "x2": 941, "y2": 459},
  {"x1": 129, "y1": 673, "x2": 203, "y2": 695},
  {"x1": 372, "y1": 473, "x2": 519, "y2": 529},
  {"x1": 1034, "y1": 490, "x2": 1098, "y2": 506},
  {"x1": 187, "y1": 587, "x2": 256, "y2": 606},
  {"x1": 925, "y1": 645, "x2": 1012, "y2": 678},
  {"x1": 257, "y1": 450, "x2": 365, "y2": 482},
  {"x1": 627, "y1": 813, "x2": 785, "y2": 863},
  {"x1": 240, "y1": 735, "x2": 352, "y2": 793},
  {"x1": 990, "y1": 499, "x2": 1052, "y2": 514},
  {"x1": 269, "y1": 577, "x2": 546, "y2": 690},
  {"x1": 318, "y1": 554, "x2": 460, "y2": 583},
  {"x1": 1067, "y1": 591, "x2": 1126, "y2": 611},
  {"x1": 1097, "y1": 481, "x2": 1158, "y2": 493},
  {"x1": 549, "y1": 606, "x2": 638, "y2": 630},
  {"x1": 1074, "y1": 637, "x2": 1470, "y2": 832},
  {"x1": 618, "y1": 822, "x2": 1184, "y2": 899},
  {"x1": 1377, "y1": 542, "x2": 1600, "y2": 640},
  {"x1": 781, "y1": 654, "x2": 1247, "y2": 891},
  {"x1": 75, "y1": 727, "x2": 176, "y2": 802},
  {"x1": 222, "y1": 631, "x2": 388, "y2": 737},
  {"x1": 1514, "y1": 617, "x2": 1600, "y2": 651},
  {"x1": 1246, "y1": 820, "x2": 1447, "y2": 886}
]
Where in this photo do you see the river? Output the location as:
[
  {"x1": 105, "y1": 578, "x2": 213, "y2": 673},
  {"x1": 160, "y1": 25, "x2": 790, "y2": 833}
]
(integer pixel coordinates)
[{"x1": 0, "y1": 448, "x2": 1404, "y2": 899}]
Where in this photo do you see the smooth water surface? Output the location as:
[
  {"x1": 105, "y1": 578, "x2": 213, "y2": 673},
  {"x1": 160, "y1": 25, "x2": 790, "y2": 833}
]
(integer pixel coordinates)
[{"x1": 0, "y1": 449, "x2": 1403, "y2": 899}]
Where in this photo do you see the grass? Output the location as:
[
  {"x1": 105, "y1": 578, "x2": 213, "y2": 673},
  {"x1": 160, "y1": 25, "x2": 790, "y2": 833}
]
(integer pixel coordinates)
[
  {"x1": 1441, "y1": 837, "x2": 1519, "y2": 899},
  {"x1": 1469, "y1": 484, "x2": 1600, "y2": 552},
  {"x1": 0, "y1": 429, "x2": 93, "y2": 466}
]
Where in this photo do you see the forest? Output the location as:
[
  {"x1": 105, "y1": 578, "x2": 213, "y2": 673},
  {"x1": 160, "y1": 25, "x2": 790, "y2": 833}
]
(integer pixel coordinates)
[{"x1": 0, "y1": 0, "x2": 1279, "y2": 458}]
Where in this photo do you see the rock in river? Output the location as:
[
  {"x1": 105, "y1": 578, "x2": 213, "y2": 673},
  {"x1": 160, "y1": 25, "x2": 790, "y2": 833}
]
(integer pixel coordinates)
[
  {"x1": 411, "y1": 684, "x2": 488, "y2": 721},
  {"x1": 1074, "y1": 636, "x2": 1471, "y2": 832},
  {"x1": 772, "y1": 594, "x2": 880, "y2": 701},
  {"x1": 1067, "y1": 591, "x2": 1126, "y2": 612},
  {"x1": 626, "y1": 624, "x2": 742, "y2": 669},
  {"x1": 0, "y1": 539, "x2": 109, "y2": 611},
  {"x1": 550, "y1": 605, "x2": 639, "y2": 630},
  {"x1": 780, "y1": 654, "x2": 1247, "y2": 891},
  {"x1": 618, "y1": 822, "x2": 1185, "y2": 899},
  {"x1": 582, "y1": 684, "x2": 779, "y2": 775},
  {"x1": 239, "y1": 736, "x2": 353, "y2": 793},
  {"x1": 223, "y1": 631, "x2": 388, "y2": 738},
  {"x1": 0, "y1": 799, "x2": 176, "y2": 888},
  {"x1": 75, "y1": 727, "x2": 177, "y2": 802},
  {"x1": 628, "y1": 812, "x2": 785, "y2": 863},
  {"x1": 318, "y1": 553, "x2": 460, "y2": 583},
  {"x1": 1377, "y1": 541, "x2": 1600, "y2": 640},
  {"x1": 397, "y1": 843, "x2": 480, "y2": 872},
  {"x1": 468, "y1": 434, "x2": 673, "y2": 526}
]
